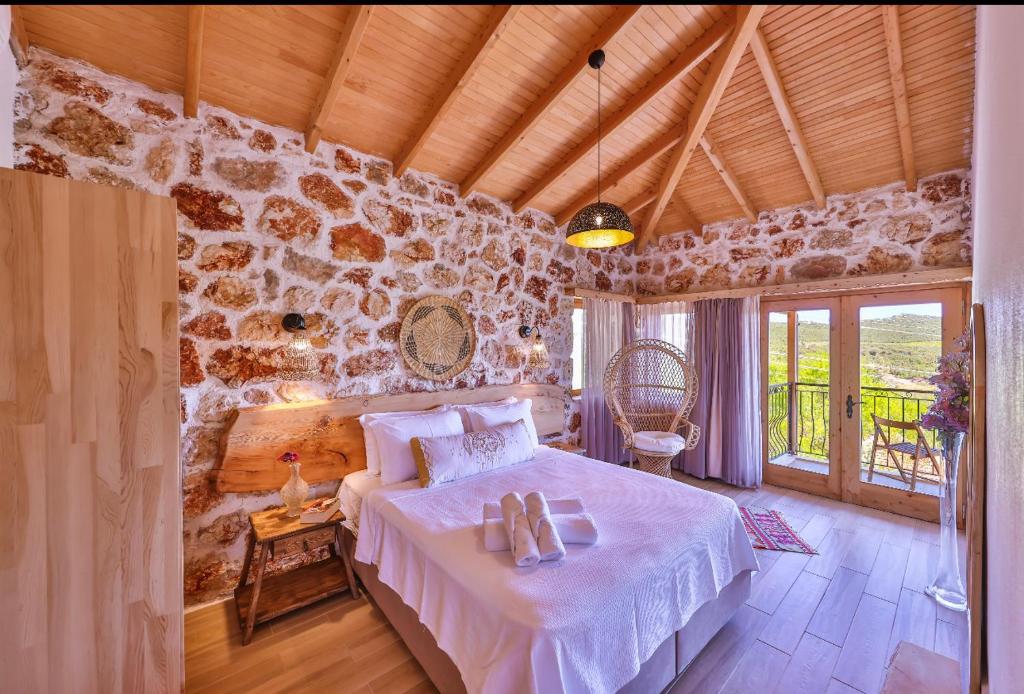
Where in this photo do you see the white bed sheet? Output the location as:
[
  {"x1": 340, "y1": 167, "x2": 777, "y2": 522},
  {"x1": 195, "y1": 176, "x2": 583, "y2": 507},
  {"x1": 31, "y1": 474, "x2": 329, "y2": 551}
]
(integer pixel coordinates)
[
  {"x1": 338, "y1": 469, "x2": 383, "y2": 534},
  {"x1": 354, "y1": 446, "x2": 759, "y2": 694}
]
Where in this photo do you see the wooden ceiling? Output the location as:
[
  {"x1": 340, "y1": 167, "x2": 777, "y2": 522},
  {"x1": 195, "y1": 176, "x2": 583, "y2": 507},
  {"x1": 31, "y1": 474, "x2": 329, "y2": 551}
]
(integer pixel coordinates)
[{"x1": 15, "y1": 5, "x2": 975, "y2": 246}]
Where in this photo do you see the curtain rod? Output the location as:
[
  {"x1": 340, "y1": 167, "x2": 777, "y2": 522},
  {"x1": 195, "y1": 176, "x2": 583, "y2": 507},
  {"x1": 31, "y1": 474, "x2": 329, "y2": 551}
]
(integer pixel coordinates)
[
  {"x1": 571, "y1": 287, "x2": 636, "y2": 303},
  {"x1": 634, "y1": 267, "x2": 971, "y2": 304}
]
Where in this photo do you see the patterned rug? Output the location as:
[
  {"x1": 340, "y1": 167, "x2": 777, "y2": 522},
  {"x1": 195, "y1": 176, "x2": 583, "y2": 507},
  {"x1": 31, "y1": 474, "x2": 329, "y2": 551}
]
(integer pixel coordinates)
[{"x1": 739, "y1": 506, "x2": 818, "y2": 554}]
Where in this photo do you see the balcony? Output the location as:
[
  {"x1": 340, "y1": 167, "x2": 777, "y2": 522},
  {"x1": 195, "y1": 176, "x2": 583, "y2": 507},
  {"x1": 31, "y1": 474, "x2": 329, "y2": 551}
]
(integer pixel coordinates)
[{"x1": 767, "y1": 381, "x2": 941, "y2": 496}]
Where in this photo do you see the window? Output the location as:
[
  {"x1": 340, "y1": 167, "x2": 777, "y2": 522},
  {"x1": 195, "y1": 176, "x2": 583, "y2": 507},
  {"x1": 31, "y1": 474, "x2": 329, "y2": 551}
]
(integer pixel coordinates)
[{"x1": 571, "y1": 298, "x2": 585, "y2": 396}]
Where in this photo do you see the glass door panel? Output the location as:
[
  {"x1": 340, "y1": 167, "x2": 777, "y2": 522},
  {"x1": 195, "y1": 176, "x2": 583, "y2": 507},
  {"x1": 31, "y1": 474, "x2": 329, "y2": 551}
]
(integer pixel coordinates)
[
  {"x1": 761, "y1": 298, "x2": 842, "y2": 499},
  {"x1": 858, "y1": 302, "x2": 943, "y2": 496},
  {"x1": 840, "y1": 287, "x2": 966, "y2": 522}
]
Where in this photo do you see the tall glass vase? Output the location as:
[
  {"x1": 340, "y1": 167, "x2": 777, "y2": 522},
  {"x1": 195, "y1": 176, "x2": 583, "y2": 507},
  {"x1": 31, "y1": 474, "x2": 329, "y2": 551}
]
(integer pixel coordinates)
[{"x1": 925, "y1": 429, "x2": 967, "y2": 612}]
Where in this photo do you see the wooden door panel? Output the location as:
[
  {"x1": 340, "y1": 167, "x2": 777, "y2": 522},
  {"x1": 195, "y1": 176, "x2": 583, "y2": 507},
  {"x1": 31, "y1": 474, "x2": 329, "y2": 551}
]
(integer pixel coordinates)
[{"x1": 0, "y1": 169, "x2": 181, "y2": 692}]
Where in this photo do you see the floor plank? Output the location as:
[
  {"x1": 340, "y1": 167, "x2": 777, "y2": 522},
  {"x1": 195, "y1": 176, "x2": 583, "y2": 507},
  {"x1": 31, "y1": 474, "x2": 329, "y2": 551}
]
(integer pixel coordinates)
[
  {"x1": 839, "y1": 527, "x2": 883, "y2": 575},
  {"x1": 881, "y1": 515, "x2": 917, "y2": 549},
  {"x1": 718, "y1": 640, "x2": 790, "y2": 694},
  {"x1": 934, "y1": 618, "x2": 963, "y2": 661},
  {"x1": 826, "y1": 678, "x2": 863, "y2": 693},
  {"x1": 864, "y1": 543, "x2": 912, "y2": 604},
  {"x1": 747, "y1": 550, "x2": 812, "y2": 615},
  {"x1": 805, "y1": 529, "x2": 857, "y2": 579},
  {"x1": 799, "y1": 514, "x2": 838, "y2": 547},
  {"x1": 832, "y1": 594, "x2": 898, "y2": 694},
  {"x1": 759, "y1": 571, "x2": 830, "y2": 654},
  {"x1": 886, "y1": 588, "x2": 937, "y2": 661},
  {"x1": 670, "y1": 605, "x2": 771, "y2": 694},
  {"x1": 903, "y1": 539, "x2": 939, "y2": 593},
  {"x1": 773, "y1": 633, "x2": 841, "y2": 694},
  {"x1": 806, "y1": 567, "x2": 869, "y2": 646}
]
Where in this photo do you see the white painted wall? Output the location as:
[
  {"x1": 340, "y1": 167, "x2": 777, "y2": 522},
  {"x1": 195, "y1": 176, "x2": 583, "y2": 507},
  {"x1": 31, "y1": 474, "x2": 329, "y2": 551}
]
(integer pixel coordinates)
[
  {"x1": 972, "y1": 6, "x2": 1024, "y2": 692},
  {"x1": 0, "y1": 6, "x2": 17, "y2": 168}
]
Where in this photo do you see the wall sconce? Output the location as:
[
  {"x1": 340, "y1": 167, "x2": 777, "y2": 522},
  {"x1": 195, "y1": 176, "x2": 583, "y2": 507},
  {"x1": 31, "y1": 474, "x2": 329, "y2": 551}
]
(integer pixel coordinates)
[
  {"x1": 518, "y1": 325, "x2": 550, "y2": 369},
  {"x1": 279, "y1": 313, "x2": 318, "y2": 381}
]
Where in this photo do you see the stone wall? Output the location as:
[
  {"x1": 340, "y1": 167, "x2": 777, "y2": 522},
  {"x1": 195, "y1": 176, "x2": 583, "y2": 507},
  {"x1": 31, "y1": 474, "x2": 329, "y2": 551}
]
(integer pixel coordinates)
[
  {"x1": 634, "y1": 172, "x2": 971, "y2": 294},
  {"x1": 12, "y1": 49, "x2": 635, "y2": 605},
  {"x1": 11, "y1": 49, "x2": 973, "y2": 608}
]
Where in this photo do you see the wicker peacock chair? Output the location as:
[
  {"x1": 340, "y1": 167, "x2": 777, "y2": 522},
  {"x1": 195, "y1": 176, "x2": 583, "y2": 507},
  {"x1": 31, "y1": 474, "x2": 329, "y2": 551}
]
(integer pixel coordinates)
[{"x1": 603, "y1": 338, "x2": 701, "y2": 477}]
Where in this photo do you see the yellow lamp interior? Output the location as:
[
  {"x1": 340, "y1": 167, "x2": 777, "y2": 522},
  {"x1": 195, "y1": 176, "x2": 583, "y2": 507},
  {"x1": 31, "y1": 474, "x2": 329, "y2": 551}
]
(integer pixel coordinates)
[{"x1": 565, "y1": 228, "x2": 635, "y2": 249}]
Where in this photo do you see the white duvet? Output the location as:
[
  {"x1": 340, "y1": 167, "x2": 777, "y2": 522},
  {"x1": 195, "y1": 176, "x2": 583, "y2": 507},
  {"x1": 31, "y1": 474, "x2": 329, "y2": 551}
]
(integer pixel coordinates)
[{"x1": 355, "y1": 447, "x2": 759, "y2": 694}]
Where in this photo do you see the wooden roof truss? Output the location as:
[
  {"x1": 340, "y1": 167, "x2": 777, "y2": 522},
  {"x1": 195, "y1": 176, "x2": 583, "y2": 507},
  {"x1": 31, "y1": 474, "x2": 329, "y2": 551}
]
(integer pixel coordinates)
[{"x1": 13, "y1": 4, "x2": 970, "y2": 242}]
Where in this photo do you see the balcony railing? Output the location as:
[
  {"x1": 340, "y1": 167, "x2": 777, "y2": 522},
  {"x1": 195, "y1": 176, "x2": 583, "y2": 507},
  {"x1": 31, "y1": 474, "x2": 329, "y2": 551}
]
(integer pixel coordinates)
[{"x1": 767, "y1": 382, "x2": 937, "y2": 463}]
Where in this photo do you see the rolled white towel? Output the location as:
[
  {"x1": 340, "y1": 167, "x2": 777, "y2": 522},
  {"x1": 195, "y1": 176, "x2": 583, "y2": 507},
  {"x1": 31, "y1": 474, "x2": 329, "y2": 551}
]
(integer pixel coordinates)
[
  {"x1": 524, "y1": 491, "x2": 566, "y2": 562},
  {"x1": 483, "y1": 496, "x2": 584, "y2": 521},
  {"x1": 500, "y1": 492, "x2": 539, "y2": 567},
  {"x1": 483, "y1": 512, "x2": 599, "y2": 552}
]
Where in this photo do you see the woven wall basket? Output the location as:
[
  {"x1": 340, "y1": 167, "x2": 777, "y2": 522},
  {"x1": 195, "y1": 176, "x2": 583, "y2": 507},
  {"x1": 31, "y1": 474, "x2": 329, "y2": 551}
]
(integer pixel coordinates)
[{"x1": 399, "y1": 295, "x2": 476, "y2": 381}]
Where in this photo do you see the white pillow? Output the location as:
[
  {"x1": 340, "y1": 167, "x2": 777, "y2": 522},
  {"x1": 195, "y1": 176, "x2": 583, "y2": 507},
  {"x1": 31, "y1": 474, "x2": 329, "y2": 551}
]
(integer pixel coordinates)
[
  {"x1": 358, "y1": 406, "x2": 448, "y2": 476},
  {"x1": 412, "y1": 420, "x2": 534, "y2": 487},
  {"x1": 465, "y1": 398, "x2": 539, "y2": 449},
  {"x1": 369, "y1": 409, "x2": 465, "y2": 485},
  {"x1": 449, "y1": 396, "x2": 517, "y2": 431}
]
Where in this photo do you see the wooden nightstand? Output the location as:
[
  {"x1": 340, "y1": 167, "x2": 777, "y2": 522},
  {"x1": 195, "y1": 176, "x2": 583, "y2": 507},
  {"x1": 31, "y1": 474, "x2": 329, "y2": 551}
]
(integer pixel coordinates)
[
  {"x1": 546, "y1": 440, "x2": 587, "y2": 455},
  {"x1": 235, "y1": 502, "x2": 360, "y2": 645}
]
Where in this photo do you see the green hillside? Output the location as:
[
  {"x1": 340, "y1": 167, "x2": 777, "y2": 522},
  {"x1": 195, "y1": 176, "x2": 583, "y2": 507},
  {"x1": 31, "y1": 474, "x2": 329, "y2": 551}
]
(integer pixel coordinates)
[
  {"x1": 767, "y1": 312, "x2": 941, "y2": 460},
  {"x1": 768, "y1": 313, "x2": 941, "y2": 390}
]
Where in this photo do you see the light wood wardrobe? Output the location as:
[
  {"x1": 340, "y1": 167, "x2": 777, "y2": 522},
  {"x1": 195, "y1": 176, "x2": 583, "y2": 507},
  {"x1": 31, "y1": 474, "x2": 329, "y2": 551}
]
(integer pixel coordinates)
[{"x1": 0, "y1": 168, "x2": 182, "y2": 691}]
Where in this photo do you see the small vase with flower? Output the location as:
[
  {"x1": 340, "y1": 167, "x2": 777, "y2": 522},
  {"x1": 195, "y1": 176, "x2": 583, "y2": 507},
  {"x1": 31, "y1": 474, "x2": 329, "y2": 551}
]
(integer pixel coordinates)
[{"x1": 278, "y1": 451, "x2": 309, "y2": 517}]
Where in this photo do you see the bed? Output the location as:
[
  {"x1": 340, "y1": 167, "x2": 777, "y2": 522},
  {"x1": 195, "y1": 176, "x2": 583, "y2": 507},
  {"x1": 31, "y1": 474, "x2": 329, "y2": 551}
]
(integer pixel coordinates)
[
  {"x1": 214, "y1": 385, "x2": 758, "y2": 693},
  {"x1": 342, "y1": 446, "x2": 758, "y2": 694}
]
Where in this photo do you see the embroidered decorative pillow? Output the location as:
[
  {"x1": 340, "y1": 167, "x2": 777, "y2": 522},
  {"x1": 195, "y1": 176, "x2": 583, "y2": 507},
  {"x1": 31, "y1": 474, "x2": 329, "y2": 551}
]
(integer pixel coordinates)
[{"x1": 411, "y1": 420, "x2": 535, "y2": 487}]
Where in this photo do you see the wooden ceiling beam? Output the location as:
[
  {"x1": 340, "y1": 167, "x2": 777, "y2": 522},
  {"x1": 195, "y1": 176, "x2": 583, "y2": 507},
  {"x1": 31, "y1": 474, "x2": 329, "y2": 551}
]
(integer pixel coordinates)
[
  {"x1": 8, "y1": 5, "x2": 29, "y2": 66},
  {"x1": 636, "y1": 5, "x2": 766, "y2": 251},
  {"x1": 699, "y1": 134, "x2": 757, "y2": 222},
  {"x1": 749, "y1": 27, "x2": 827, "y2": 208},
  {"x1": 512, "y1": 13, "x2": 734, "y2": 214},
  {"x1": 183, "y1": 6, "x2": 206, "y2": 118},
  {"x1": 554, "y1": 122, "x2": 686, "y2": 227},
  {"x1": 881, "y1": 5, "x2": 917, "y2": 191},
  {"x1": 304, "y1": 5, "x2": 375, "y2": 154},
  {"x1": 394, "y1": 5, "x2": 522, "y2": 177},
  {"x1": 461, "y1": 5, "x2": 645, "y2": 198}
]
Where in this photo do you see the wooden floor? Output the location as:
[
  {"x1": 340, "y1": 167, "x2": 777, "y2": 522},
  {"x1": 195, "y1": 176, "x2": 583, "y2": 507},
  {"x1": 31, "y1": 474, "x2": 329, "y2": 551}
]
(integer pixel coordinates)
[{"x1": 184, "y1": 474, "x2": 965, "y2": 694}]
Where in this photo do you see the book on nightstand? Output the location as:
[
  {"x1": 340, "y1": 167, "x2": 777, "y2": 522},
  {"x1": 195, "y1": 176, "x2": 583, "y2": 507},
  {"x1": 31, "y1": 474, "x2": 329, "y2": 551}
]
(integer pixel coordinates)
[{"x1": 300, "y1": 496, "x2": 340, "y2": 524}]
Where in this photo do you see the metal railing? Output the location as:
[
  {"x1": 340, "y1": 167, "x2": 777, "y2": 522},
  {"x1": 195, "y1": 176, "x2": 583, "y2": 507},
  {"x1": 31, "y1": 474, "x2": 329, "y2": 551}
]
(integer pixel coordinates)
[{"x1": 768, "y1": 382, "x2": 936, "y2": 463}]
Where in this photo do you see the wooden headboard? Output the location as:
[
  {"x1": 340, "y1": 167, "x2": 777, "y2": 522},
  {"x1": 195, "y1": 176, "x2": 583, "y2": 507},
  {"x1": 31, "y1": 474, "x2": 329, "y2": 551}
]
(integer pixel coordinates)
[{"x1": 212, "y1": 384, "x2": 568, "y2": 492}]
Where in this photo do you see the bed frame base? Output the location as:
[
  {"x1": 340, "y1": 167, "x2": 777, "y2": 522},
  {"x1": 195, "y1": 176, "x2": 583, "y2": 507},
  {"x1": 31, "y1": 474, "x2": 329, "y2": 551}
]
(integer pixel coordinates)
[{"x1": 342, "y1": 527, "x2": 751, "y2": 694}]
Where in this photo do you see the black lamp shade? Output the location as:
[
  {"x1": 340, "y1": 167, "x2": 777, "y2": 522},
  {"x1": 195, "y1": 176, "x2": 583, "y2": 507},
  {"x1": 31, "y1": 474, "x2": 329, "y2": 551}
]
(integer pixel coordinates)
[{"x1": 565, "y1": 201, "x2": 635, "y2": 248}]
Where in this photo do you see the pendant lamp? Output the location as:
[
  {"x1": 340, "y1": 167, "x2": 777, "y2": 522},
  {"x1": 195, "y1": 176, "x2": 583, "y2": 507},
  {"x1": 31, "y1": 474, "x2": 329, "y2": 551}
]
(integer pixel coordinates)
[{"x1": 565, "y1": 49, "x2": 634, "y2": 249}]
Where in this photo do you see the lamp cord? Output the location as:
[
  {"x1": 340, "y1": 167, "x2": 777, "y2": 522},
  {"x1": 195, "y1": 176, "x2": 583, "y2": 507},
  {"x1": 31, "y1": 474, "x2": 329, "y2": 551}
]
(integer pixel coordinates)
[{"x1": 596, "y1": 62, "x2": 602, "y2": 203}]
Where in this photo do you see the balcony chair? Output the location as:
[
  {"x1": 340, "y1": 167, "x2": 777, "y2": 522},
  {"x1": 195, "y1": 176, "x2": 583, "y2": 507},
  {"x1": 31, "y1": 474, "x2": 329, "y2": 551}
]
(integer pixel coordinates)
[
  {"x1": 603, "y1": 338, "x2": 701, "y2": 477},
  {"x1": 867, "y1": 413, "x2": 943, "y2": 491}
]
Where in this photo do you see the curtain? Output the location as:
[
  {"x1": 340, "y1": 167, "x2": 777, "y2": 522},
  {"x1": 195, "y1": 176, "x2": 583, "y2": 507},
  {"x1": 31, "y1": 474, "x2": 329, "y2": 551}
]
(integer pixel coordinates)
[
  {"x1": 581, "y1": 297, "x2": 633, "y2": 464},
  {"x1": 636, "y1": 300, "x2": 691, "y2": 353},
  {"x1": 682, "y1": 296, "x2": 763, "y2": 487}
]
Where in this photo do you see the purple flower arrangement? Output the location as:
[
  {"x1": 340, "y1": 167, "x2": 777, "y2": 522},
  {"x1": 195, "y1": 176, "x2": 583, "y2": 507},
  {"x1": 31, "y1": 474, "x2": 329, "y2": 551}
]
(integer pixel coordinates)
[
  {"x1": 920, "y1": 329, "x2": 970, "y2": 434},
  {"x1": 277, "y1": 451, "x2": 300, "y2": 464}
]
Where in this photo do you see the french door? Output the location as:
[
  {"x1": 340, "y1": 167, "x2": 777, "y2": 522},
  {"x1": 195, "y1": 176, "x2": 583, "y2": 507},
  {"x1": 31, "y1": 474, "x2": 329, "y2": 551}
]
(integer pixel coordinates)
[{"x1": 761, "y1": 286, "x2": 967, "y2": 521}]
